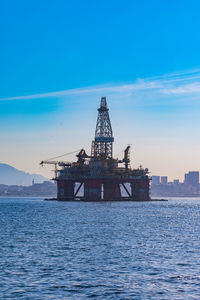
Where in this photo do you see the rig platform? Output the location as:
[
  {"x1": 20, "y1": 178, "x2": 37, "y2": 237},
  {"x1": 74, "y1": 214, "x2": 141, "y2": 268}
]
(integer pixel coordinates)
[{"x1": 41, "y1": 97, "x2": 153, "y2": 201}]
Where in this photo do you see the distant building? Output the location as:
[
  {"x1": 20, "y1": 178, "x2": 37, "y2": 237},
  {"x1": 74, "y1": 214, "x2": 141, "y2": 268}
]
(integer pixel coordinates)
[
  {"x1": 184, "y1": 173, "x2": 189, "y2": 184},
  {"x1": 184, "y1": 171, "x2": 199, "y2": 187},
  {"x1": 151, "y1": 176, "x2": 160, "y2": 185},
  {"x1": 173, "y1": 179, "x2": 179, "y2": 185},
  {"x1": 161, "y1": 176, "x2": 167, "y2": 185}
]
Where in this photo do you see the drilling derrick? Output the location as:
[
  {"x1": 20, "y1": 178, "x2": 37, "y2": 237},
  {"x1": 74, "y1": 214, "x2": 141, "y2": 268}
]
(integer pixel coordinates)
[
  {"x1": 92, "y1": 97, "x2": 114, "y2": 159},
  {"x1": 41, "y1": 96, "x2": 151, "y2": 201}
]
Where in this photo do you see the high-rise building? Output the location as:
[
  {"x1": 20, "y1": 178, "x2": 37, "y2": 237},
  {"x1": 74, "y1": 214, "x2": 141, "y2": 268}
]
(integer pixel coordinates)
[
  {"x1": 161, "y1": 176, "x2": 168, "y2": 185},
  {"x1": 184, "y1": 171, "x2": 199, "y2": 187},
  {"x1": 184, "y1": 173, "x2": 189, "y2": 184},
  {"x1": 173, "y1": 179, "x2": 179, "y2": 185},
  {"x1": 151, "y1": 176, "x2": 160, "y2": 185}
]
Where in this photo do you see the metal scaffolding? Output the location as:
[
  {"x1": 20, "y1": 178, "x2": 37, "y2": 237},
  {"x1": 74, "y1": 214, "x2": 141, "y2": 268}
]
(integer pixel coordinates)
[{"x1": 92, "y1": 97, "x2": 114, "y2": 159}]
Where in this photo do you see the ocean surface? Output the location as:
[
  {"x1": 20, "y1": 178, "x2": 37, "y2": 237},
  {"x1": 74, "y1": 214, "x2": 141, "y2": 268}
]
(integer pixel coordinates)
[{"x1": 0, "y1": 198, "x2": 200, "y2": 299}]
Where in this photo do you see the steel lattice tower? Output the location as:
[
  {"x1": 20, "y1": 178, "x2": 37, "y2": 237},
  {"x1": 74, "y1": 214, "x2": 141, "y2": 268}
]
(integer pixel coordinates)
[{"x1": 91, "y1": 97, "x2": 114, "y2": 159}]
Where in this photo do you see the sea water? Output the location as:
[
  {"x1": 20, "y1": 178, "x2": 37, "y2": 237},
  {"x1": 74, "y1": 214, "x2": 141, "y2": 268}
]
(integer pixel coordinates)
[{"x1": 0, "y1": 197, "x2": 200, "y2": 299}]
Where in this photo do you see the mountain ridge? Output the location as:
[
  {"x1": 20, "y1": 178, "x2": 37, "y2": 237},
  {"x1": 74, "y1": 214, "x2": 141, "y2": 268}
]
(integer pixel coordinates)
[{"x1": 0, "y1": 163, "x2": 49, "y2": 186}]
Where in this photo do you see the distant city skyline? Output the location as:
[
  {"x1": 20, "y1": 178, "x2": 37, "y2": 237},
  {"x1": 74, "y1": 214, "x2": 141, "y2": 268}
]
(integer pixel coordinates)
[
  {"x1": 152, "y1": 171, "x2": 200, "y2": 185},
  {"x1": 151, "y1": 171, "x2": 200, "y2": 197},
  {"x1": 1, "y1": 1, "x2": 200, "y2": 181}
]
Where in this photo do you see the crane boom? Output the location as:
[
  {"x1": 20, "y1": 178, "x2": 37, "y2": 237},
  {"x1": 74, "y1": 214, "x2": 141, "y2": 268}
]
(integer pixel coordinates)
[
  {"x1": 40, "y1": 160, "x2": 71, "y2": 166},
  {"x1": 40, "y1": 160, "x2": 72, "y2": 179}
]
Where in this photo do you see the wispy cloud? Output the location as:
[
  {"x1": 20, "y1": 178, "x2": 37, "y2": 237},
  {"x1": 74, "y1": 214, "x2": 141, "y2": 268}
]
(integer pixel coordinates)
[
  {"x1": 163, "y1": 82, "x2": 200, "y2": 94},
  {"x1": 1, "y1": 69, "x2": 200, "y2": 102},
  {"x1": 0, "y1": 81, "x2": 161, "y2": 101}
]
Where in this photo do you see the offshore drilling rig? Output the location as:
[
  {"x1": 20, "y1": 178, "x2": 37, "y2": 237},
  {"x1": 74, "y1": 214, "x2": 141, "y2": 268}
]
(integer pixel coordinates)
[{"x1": 41, "y1": 97, "x2": 151, "y2": 201}]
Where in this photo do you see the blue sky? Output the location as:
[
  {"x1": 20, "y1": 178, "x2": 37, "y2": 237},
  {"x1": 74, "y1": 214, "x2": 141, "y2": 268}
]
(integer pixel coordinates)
[{"x1": 1, "y1": 0, "x2": 200, "y2": 180}]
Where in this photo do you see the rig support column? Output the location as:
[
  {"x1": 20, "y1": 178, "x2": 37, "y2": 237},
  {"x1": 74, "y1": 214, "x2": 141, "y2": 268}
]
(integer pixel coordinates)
[
  {"x1": 57, "y1": 180, "x2": 74, "y2": 200},
  {"x1": 131, "y1": 179, "x2": 150, "y2": 201},
  {"x1": 103, "y1": 180, "x2": 121, "y2": 200},
  {"x1": 84, "y1": 179, "x2": 102, "y2": 201}
]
